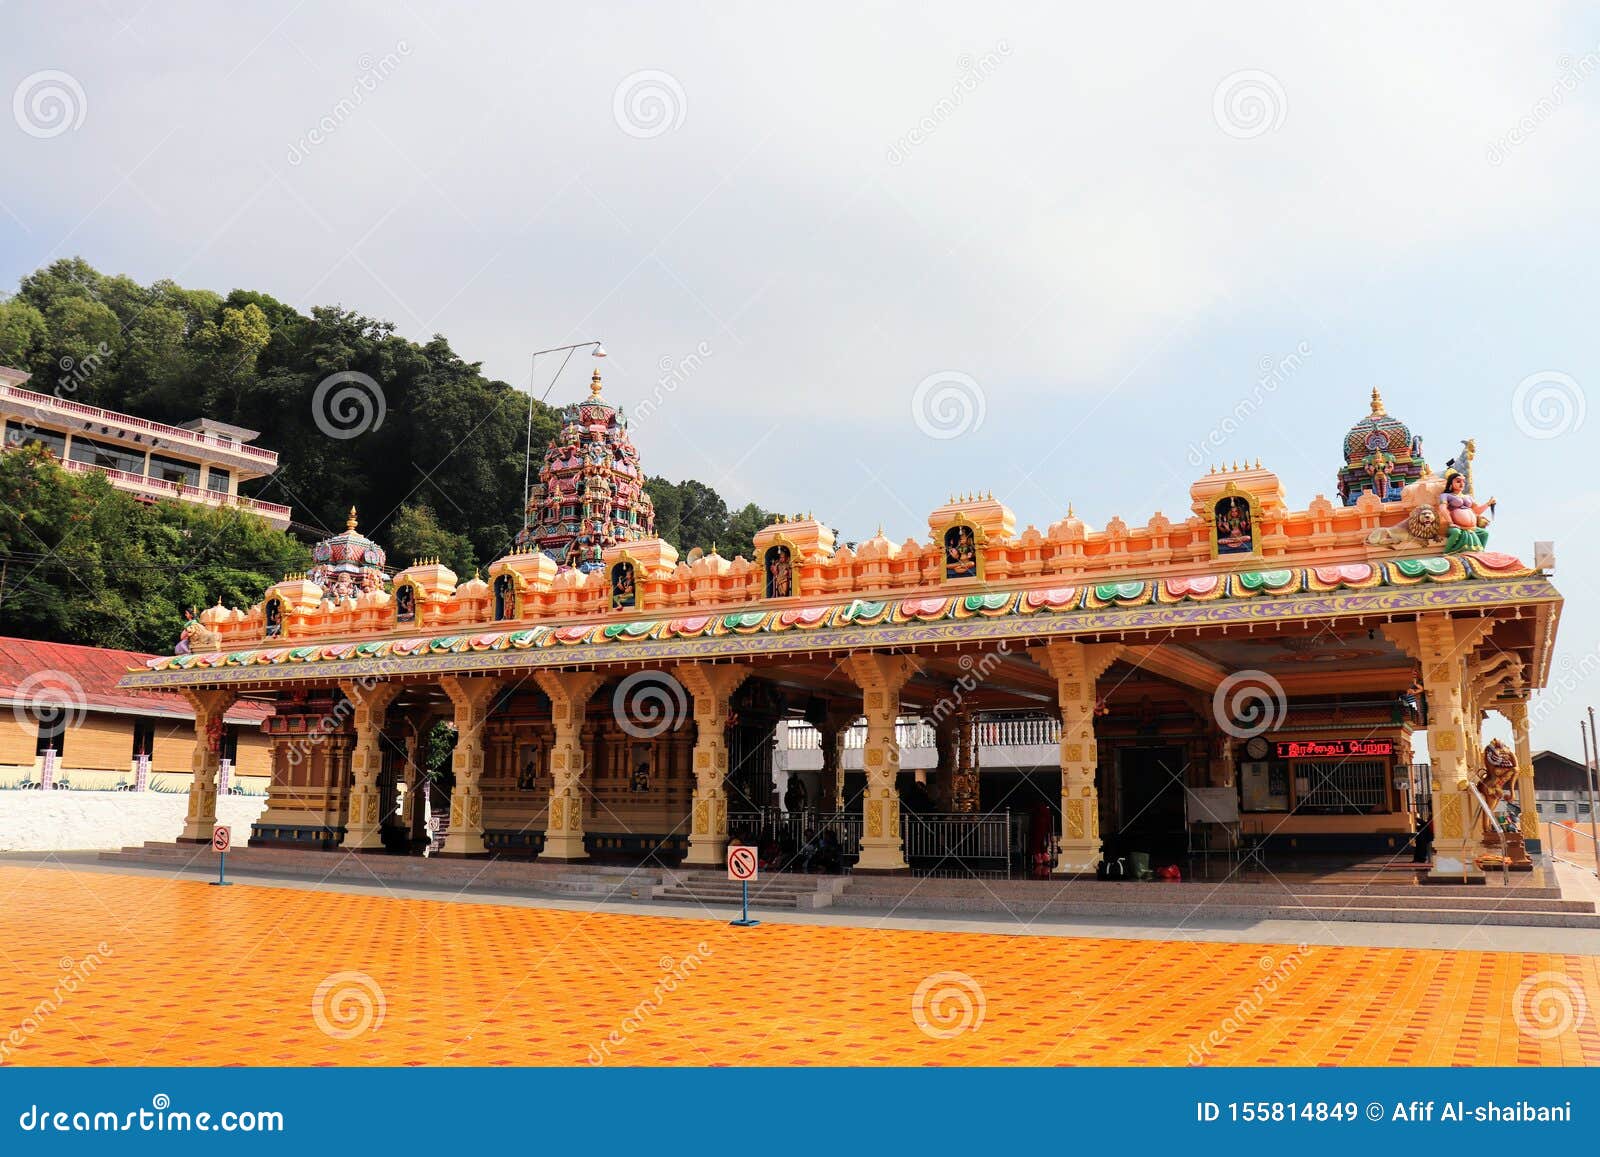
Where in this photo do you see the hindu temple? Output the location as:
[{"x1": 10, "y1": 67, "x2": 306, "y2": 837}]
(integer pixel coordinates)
[{"x1": 126, "y1": 380, "x2": 1561, "y2": 885}]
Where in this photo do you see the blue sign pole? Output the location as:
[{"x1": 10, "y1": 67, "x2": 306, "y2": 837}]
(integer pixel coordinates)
[
  {"x1": 729, "y1": 878, "x2": 759, "y2": 927},
  {"x1": 211, "y1": 849, "x2": 231, "y2": 887}
]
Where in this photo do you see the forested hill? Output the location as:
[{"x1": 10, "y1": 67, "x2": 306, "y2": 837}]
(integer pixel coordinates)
[{"x1": 0, "y1": 258, "x2": 776, "y2": 577}]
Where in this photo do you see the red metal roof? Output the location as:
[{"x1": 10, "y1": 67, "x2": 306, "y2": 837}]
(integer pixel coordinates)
[{"x1": 0, "y1": 637, "x2": 271, "y2": 724}]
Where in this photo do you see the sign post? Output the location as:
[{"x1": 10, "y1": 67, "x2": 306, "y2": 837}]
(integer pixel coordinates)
[
  {"x1": 211, "y1": 825, "x2": 232, "y2": 887},
  {"x1": 726, "y1": 844, "x2": 759, "y2": 927}
]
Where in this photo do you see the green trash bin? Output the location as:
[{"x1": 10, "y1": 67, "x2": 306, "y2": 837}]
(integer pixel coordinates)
[{"x1": 1129, "y1": 851, "x2": 1155, "y2": 881}]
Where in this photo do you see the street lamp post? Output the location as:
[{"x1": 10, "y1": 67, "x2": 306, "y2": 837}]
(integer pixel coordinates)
[{"x1": 521, "y1": 341, "x2": 606, "y2": 534}]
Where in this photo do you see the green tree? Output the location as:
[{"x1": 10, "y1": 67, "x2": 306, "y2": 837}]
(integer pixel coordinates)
[
  {"x1": 0, "y1": 299, "x2": 48, "y2": 368},
  {"x1": 725, "y1": 502, "x2": 777, "y2": 561},
  {"x1": 388, "y1": 502, "x2": 476, "y2": 576}
]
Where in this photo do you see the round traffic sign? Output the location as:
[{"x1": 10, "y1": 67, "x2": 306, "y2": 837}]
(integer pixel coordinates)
[
  {"x1": 211, "y1": 825, "x2": 232, "y2": 854},
  {"x1": 726, "y1": 844, "x2": 758, "y2": 881}
]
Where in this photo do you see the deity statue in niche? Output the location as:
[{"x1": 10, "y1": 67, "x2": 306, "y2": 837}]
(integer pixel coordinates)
[
  {"x1": 493, "y1": 573, "x2": 515, "y2": 621},
  {"x1": 944, "y1": 524, "x2": 979, "y2": 579},
  {"x1": 264, "y1": 597, "x2": 283, "y2": 638},
  {"x1": 395, "y1": 583, "x2": 416, "y2": 624},
  {"x1": 765, "y1": 545, "x2": 793, "y2": 599},
  {"x1": 1214, "y1": 496, "x2": 1255, "y2": 555},
  {"x1": 1439, "y1": 468, "x2": 1494, "y2": 553},
  {"x1": 611, "y1": 561, "x2": 636, "y2": 611}
]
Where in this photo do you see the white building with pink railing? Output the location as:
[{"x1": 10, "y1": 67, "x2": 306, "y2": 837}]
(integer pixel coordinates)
[{"x1": 0, "y1": 365, "x2": 291, "y2": 528}]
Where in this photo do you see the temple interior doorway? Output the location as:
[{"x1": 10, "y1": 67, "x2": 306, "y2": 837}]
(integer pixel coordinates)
[{"x1": 1110, "y1": 745, "x2": 1188, "y2": 866}]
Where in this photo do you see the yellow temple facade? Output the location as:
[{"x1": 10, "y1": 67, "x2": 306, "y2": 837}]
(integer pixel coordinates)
[{"x1": 121, "y1": 383, "x2": 1562, "y2": 882}]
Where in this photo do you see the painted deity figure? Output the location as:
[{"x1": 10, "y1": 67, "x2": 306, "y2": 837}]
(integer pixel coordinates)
[
  {"x1": 493, "y1": 573, "x2": 515, "y2": 620},
  {"x1": 264, "y1": 598, "x2": 283, "y2": 638},
  {"x1": 395, "y1": 584, "x2": 416, "y2": 624},
  {"x1": 944, "y1": 525, "x2": 978, "y2": 579},
  {"x1": 1215, "y1": 497, "x2": 1254, "y2": 555},
  {"x1": 611, "y1": 562, "x2": 636, "y2": 610},
  {"x1": 1365, "y1": 448, "x2": 1396, "y2": 500},
  {"x1": 1439, "y1": 469, "x2": 1494, "y2": 553},
  {"x1": 766, "y1": 545, "x2": 793, "y2": 599}
]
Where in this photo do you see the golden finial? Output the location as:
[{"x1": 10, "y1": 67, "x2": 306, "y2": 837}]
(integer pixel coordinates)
[
  {"x1": 1254, "y1": 457, "x2": 1261, "y2": 469},
  {"x1": 875, "y1": 524, "x2": 885, "y2": 537},
  {"x1": 590, "y1": 368, "x2": 604, "y2": 396},
  {"x1": 1067, "y1": 503, "x2": 1075, "y2": 518},
  {"x1": 347, "y1": 505, "x2": 359, "y2": 532},
  {"x1": 1370, "y1": 387, "x2": 1385, "y2": 416}
]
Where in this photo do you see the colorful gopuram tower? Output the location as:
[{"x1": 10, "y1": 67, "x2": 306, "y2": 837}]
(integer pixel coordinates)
[
  {"x1": 1336, "y1": 388, "x2": 1428, "y2": 505},
  {"x1": 515, "y1": 369, "x2": 656, "y2": 570},
  {"x1": 307, "y1": 507, "x2": 387, "y2": 598}
]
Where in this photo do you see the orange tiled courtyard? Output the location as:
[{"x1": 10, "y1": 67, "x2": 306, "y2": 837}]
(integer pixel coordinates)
[{"x1": 2, "y1": 866, "x2": 1597, "y2": 1067}]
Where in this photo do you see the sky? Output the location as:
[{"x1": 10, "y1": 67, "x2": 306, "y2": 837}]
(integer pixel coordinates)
[{"x1": 1, "y1": 2, "x2": 1597, "y2": 754}]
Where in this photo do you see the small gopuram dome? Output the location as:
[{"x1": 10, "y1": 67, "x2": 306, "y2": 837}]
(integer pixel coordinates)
[
  {"x1": 516, "y1": 368, "x2": 656, "y2": 572},
  {"x1": 308, "y1": 507, "x2": 388, "y2": 599},
  {"x1": 1336, "y1": 388, "x2": 1428, "y2": 505}
]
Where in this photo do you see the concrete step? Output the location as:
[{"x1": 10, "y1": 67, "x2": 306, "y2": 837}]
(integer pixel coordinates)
[{"x1": 826, "y1": 891, "x2": 1600, "y2": 927}]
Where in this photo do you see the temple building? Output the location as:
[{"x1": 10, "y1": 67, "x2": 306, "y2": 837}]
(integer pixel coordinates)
[{"x1": 120, "y1": 381, "x2": 1561, "y2": 882}]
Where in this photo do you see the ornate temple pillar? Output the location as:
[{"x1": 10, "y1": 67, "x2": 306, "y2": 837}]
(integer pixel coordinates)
[
  {"x1": 535, "y1": 670, "x2": 606, "y2": 861},
  {"x1": 1499, "y1": 697, "x2": 1541, "y2": 851},
  {"x1": 806, "y1": 700, "x2": 856, "y2": 813},
  {"x1": 1031, "y1": 641, "x2": 1121, "y2": 875},
  {"x1": 677, "y1": 664, "x2": 751, "y2": 866},
  {"x1": 178, "y1": 689, "x2": 238, "y2": 842},
  {"x1": 438, "y1": 676, "x2": 506, "y2": 856},
  {"x1": 1387, "y1": 615, "x2": 1492, "y2": 880},
  {"x1": 339, "y1": 681, "x2": 402, "y2": 851},
  {"x1": 953, "y1": 708, "x2": 980, "y2": 813},
  {"x1": 845, "y1": 654, "x2": 921, "y2": 873}
]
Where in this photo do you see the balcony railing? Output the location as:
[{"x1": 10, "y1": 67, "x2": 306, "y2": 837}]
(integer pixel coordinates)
[
  {"x1": 57, "y1": 457, "x2": 291, "y2": 521},
  {"x1": 784, "y1": 716, "x2": 1059, "y2": 751},
  {"x1": 0, "y1": 384, "x2": 279, "y2": 465}
]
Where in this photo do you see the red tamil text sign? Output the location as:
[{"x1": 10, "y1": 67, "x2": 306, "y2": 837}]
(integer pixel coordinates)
[{"x1": 1274, "y1": 739, "x2": 1395, "y2": 760}]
